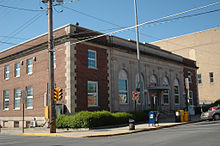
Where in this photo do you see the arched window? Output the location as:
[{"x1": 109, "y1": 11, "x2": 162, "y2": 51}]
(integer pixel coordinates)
[
  {"x1": 174, "y1": 79, "x2": 180, "y2": 104},
  {"x1": 162, "y1": 77, "x2": 169, "y2": 104},
  {"x1": 119, "y1": 70, "x2": 128, "y2": 104},
  {"x1": 150, "y1": 75, "x2": 157, "y2": 87}
]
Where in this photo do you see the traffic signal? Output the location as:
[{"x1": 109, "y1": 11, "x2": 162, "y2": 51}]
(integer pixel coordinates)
[{"x1": 54, "y1": 88, "x2": 63, "y2": 101}]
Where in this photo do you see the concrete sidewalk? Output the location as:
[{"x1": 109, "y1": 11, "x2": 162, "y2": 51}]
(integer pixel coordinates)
[{"x1": 0, "y1": 115, "x2": 202, "y2": 138}]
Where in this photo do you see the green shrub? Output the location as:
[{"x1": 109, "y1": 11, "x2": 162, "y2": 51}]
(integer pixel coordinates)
[
  {"x1": 56, "y1": 114, "x2": 69, "y2": 128},
  {"x1": 56, "y1": 110, "x2": 148, "y2": 129},
  {"x1": 130, "y1": 110, "x2": 151, "y2": 122},
  {"x1": 112, "y1": 112, "x2": 133, "y2": 125}
]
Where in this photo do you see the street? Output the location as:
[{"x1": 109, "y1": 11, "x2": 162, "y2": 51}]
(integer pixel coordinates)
[{"x1": 0, "y1": 120, "x2": 220, "y2": 146}]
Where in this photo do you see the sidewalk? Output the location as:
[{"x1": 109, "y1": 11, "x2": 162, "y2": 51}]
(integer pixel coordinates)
[{"x1": 0, "y1": 115, "x2": 202, "y2": 138}]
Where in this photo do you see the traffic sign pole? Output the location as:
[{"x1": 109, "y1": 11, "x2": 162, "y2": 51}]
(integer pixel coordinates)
[{"x1": 21, "y1": 90, "x2": 27, "y2": 133}]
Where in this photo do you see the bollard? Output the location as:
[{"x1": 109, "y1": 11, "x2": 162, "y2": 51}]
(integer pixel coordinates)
[{"x1": 129, "y1": 118, "x2": 135, "y2": 130}]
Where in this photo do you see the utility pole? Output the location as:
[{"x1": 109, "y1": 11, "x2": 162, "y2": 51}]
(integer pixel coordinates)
[
  {"x1": 47, "y1": 0, "x2": 56, "y2": 133},
  {"x1": 134, "y1": 0, "x2": 144, "y2": 110}
]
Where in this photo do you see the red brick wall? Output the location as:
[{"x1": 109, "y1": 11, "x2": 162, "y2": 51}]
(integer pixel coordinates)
[
  {"x1": 0, "y1": 43, "x2": 66, "y2": 117},
  {"x1": 0, "y1": 27, "x2": 67, "y2": 59},
  {"x1": 75, "y1": 43, "x2": 109, "y2": 112}
]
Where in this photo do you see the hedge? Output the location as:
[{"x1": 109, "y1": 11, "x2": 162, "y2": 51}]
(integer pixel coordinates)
[{"x1": 56, "y1": 110, "x2": 137, "y2": 129}]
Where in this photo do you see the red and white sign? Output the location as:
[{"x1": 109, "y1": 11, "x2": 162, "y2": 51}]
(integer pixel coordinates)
[{"x1": 132, "y1": 91, "x2": 140, "y2": 101}]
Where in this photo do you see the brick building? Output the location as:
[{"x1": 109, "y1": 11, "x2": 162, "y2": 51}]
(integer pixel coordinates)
[{"x1": 0, "y1": 24, "x2": 198, "y2": 128}]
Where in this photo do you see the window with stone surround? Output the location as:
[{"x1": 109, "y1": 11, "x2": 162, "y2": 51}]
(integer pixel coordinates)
[
  {"x1": 162, "y1": 77, "x2": 169, "y2": 104},
  {"x1": 88, "y1": 50, "x2": 97, "y2": 69},
  {"x1": 88, "y1": 81, "x2": 98, "y2": 106},
  {"x1": 174, "y1": 79, "x2": 180, "y2": 104},
  {"x1": 119, "y1": 70, "x2": 128, "y2": 104}
]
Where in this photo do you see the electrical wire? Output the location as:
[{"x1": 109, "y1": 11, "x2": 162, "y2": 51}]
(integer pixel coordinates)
[
  {"x1": 59, "y1": 1, "x2": 220, "y2": 50},
  {"x1": 61, "y1": 5, "x2": 124, "y2": 28},
  {"x1": 0, "y1": 4, "x2": 44, "y2": 12},
  {"x1": 1, "y1": 1, "x2": 220, "y2": 59},
  {"x1": 0, "y1": 36, "x2": 28, "y2": 40},
  {"x1": 0, "y1": 12, "x2": 46, "y2": 47}
]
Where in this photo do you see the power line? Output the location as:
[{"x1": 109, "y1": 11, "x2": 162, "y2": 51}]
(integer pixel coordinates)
[
  {"x1": 61, "y1": 5, "x2": 124, "y2": 28},
  {"x1": 0, "y1": 12, "x2": 46, "y2": 46},
  {"x1": 0, "y1": 36, "x2": 28, "y2": 40},
  {"x1": 0, "y1": 4, "x2": 44, "y2": 12},
  {"x1": 63, "y1": 1, "x2": 220, "y2": 49},
  {"x1": 60, "y1": 3, "x2": 220, "y2": 43},
  {"x1": 0, "y1": 41, "x2": 17, "y2": 45},
  {"x1": 1, "y1": 1, "x2": 220, "y2": 59}
]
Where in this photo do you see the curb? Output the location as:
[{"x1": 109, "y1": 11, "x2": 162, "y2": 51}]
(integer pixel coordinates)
[
  {"x1": 19, "y1": 133, "x2": 82, "y2": 138},
  {"x1": 17, "y1": 120, "x2": 203, "y2": 138},
  {"x1": 83, "y1": 120, "x2": 204, "y2": 138}
]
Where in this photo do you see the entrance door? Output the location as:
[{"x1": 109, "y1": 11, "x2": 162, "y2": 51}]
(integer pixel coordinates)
[{"x1": 150, "y1": 92, "x2": 159, "y2": 110}]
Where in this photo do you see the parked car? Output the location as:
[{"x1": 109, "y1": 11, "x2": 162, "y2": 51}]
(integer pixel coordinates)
[{"x1": 201, "y1": 106, "x2": 220, "y2": 121}]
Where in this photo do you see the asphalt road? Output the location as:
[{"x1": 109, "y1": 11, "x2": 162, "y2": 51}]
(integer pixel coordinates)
[{"x1": 0, "y1": 120, "x2": 220, "y2": 146}]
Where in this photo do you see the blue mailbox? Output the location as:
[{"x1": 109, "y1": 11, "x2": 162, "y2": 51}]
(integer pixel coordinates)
[{"x1": 149, "y1": 111, "x2": 155, "y2": 125}]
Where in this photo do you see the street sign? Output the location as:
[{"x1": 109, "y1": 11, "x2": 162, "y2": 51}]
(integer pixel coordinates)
[
  {"x1": 132, "y1": 91, "x2": 140, "y2": 101},
  {"x1": 21, "y1": 90, "x2": 27, "y2": 104}
]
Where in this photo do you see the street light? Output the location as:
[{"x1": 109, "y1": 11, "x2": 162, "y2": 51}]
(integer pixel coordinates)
[{"x1": 134, "y1": 0, "x2": 144, "y2": 110}]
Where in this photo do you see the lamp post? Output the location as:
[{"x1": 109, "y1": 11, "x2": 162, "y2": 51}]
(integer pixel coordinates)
[{"x1": 134, "y1": 0, "x2": 144, "y2": 110}]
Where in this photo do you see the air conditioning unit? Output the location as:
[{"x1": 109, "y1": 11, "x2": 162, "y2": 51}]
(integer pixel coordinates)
[
  {"x1": 29, "y1": 121, "x2": 36, "y2": 128},
  {"x1": 30, "y1": 117, "x2": 37, "y2": 128}
]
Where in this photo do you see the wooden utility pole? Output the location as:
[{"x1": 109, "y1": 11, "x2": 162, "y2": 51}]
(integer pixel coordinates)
[{"x1": 48, "y1": 0, "x2": 56, "y2": 133}]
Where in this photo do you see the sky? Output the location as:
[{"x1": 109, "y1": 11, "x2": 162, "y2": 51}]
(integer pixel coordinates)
[{"x1": 0, "y1": 0, "x2": 220, "y2": 52}]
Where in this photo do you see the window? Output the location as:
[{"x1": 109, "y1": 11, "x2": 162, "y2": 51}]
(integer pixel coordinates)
[
  {"x1": 88, "y1": 81, "x2": 98, "y2": 106},
  {"x1": 26, "y1": 86, "x2": 33, "y2": 109},
  {"x1": 27, "y1": 58, "x2": 33, "y2": 74},
  {"x1": 15, "y1": 62, "x2": 20, "y2": 77},
  {"x1": 150, "y1": 75, "x2": 157, "y2": 86},
  {"x1": 14, "y1": 121, "x2": 19, "y2": 128},
  {"x1": 174, "y1": 79, "x2": 180, "y2": 104},
  {"x1": 197, "y1": 74, "x2": 202, "y2": 84},
  {"x1": 209, "y1": 72, "x2": 214, "y2": 83},
  {"x1": 4, "y1": 65, "x2": 10, "y2": 80},
  {"x1": 119, "y1": 70, "x2": 128, "y2": 104},
  {"x1": 188, "y1": 71, "x2": 192, "y2": 83},
  {"x1": 162, "y1": 77, "x2": 169, "y2": 104},
  {"x1": 14, "y1": 88, "x2": 21, "y2": 110},
  {"x1": 88, "y1": 50, "x2": 97, "y2": 69},
  {"x1": 189, "y1": 91, "x2": 193, "y2": 105},
  {"x1": 3, "y1": 90, "x2": 9, "y2": 110}
]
